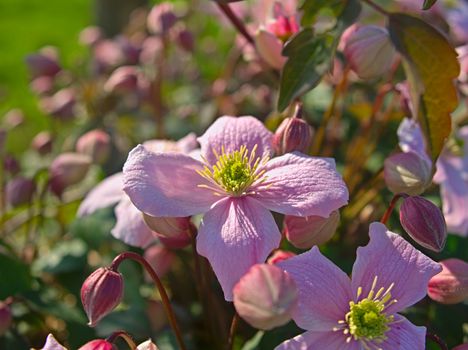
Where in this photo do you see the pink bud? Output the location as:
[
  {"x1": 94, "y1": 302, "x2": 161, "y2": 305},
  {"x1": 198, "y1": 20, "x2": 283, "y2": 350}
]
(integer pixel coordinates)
[
  {"x1": 341, "y1": 25, "x2": 396, "y2": 80},
  {"x1": 273, "y1": 117, "x2": 313, "y2": 155},
  {"x1": 3, "y1": 154, "x2": 20, "y2": 175},
  {"x1": 147, "y1": 3, "x2": 178, "y2": 35},
  {"x1": 267, "y1": 250, "x2": 296, "y2": 265},
  {"x1": 76, "y1": 129, "x2": 111, "y2": 164},
  {"x1": 399, "y1": 196, "x2": 447, "y2": 252},
  {"x1": 104, "y1": 66, "x2": 139, "y2": 94},
  {"x1": 31, "y1": 131, "x2": 54, "y2": 155},
  {"x1": 428, "y1": 258, "x2": 468, "y2": 305},
  {"x1": 233, "y1": 264, "x2": 297, "y2": 330},
  {"x1": 140, "y1": 37, "x2": 163, "y2": 65},
  {"x1": 3, "y1": 109, "x2": 25, "y2": 128},
  {"x1": 30, "y1": 76, "x2": 55, "y2": 95},
  {"x1": 93, "y1": 40, "x2": 125, "y2": 72},
  {"x1": 78, "y1": 339, "x2": 117, "y2": 350},
  {"x1": 6, "y1": 177, "x2": 36, "y2": 207},
  {"x1": 49, "y1": 153, "x2": 91, "y2": 196},
  {"x1": 137, "y1": 340, "x2": 159, "y2": 350},
  {"x1": 284, "y1": 211, "x2": 340, "y2": 249},
  {"x1": 384, "y1": 151, "x2": 432, "y2": 195},
  {"x1": 144, "y1": 245, "x2": 175, "y2": 278},
  {"x1": 0, "y1": 301, "x2": 12, "y2": 336},
  {"x1": 254, "y1": 29, "x2": 286, "y2": 70},
  {"x1": 176, "y1": 28, "x2": 194, "y2": 52},
  {"x1": 266, "y1": 13, "x2": 299, "y2": 41},
  {"x1": 81, "y1": 267, "x2": 124, "y2": 327},
  {"x1": 40, "y1": 88, "x2": 76, "y2": 120},
  {"x1": 79, "y1": 26, "x2": 103, "y2": 47},
  {"x1": 25, "y1": 50, "x2": 61, "y2": 78}
]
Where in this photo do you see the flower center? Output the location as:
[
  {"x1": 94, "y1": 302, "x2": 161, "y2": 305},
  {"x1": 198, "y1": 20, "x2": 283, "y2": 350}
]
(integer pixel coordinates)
[{"x1": 197, "y1": 145, "x2": 268, "y2": 196}]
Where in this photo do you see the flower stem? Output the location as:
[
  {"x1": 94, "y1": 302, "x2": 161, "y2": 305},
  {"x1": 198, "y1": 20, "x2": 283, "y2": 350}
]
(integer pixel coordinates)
[
  {"x1": 226, "y1": 312, "x2": 240, "y2": 350},
  {"x1": 380, "y1": 193, "x2": 407, "y2": 225},
  {"x1": 426, "y1": 333, "x2": 448, "y2": 350},
  {"x1": 360, "y1": 0, "x2": 390, "y2": 16},
  {"x1": 215, "y1": 1, "x2": 254, "y2": 45},
  {"x1": 110, "y1": 252, "x2": 187, "y2": 350},
  {"x1": 107, "y1": 330, "x2": 137, "y2": 350}
]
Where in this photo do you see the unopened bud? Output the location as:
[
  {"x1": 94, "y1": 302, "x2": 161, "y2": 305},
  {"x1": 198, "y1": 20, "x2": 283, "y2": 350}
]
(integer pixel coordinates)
[
  {"x1": 147, "y1": 3, "x2": 178, "y2": 35},
  {"x1": 143, "y1": 214, "x2": 190, "y2": 239},
  {"x1": 273, "y1": 117, "x2": 313, "y2": 155},
  {"x1": 176, "y1": 28, "x2": 194, "y2": 52},
  {"x1": 341, "y1": 25, "x2": 396, "y2": 80},
  {"x1": 30, "y1": 76, "x2": 54, "y2": 95},
  {"x1": 137, "y1": 340, "x2": 159, "y2": 350},
  {"x1": 284, "y1": 211, "x2": 340, "y2": 249},
  {"x1": 0, "y1": 301, "x2": 12, "y2": 336},
  {"x1": 428, "y1": 258, "x2": 468, "y2": 305},
  {"x1": 79, "y1": 26, "x2": 103, "y2": 47},
  {"x1": 254, "y1": 30, "x2": 286, "y2": 70},
  {"x1": 78, "y1": 339, "x2": 117, "y2": 350},
  {"x1": 6, "y1": 177, "x2": 36, "y2": 207},
  {"x1": 49, "y1": 153, "x2": 91, "y2": 197},
  {"x1": 233, "y1": 264, "x2": 297, "y2": 330},
  {"x1": 267, "y1": 250, "x2": 296, "y2": 265},
  {"x1": 399, "y1": 196, "x2": 447, "y2": 252},
  {"x1": 144, "y1": 245, "x2": 175, "y2": 278},
  {"x1": 384, "y1": 151, "x2": 432, "y2": 195},
  {"x1": 76, "y1": 129, "x2": 111, "y2": 164},
  {"x1": 32, "y1": 131, "x2": 54, "y2": 155},
  {"x1": 25, "y1": 50, "x2": 61, "y2": 79},
  {"x1": 40, "y1": 88, "x2": 76, "y2": 120},
  {"x1": 104, "y1": 66, "x2": 139, "y2": 94},
  {"x1": 81, "y1": 267, "x2": 124, "y2": 327},
  {"x1": 3, "y1": 154, "x2": 20, "y2": 175}
]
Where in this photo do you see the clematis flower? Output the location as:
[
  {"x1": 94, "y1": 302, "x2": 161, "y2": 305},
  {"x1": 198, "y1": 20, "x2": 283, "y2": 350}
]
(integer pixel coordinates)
[
  {"x1": 77, "y1": 134, "x2": 198, "y2": 248},
  {"x1": 123, "y1": 116, "x2": 348, "y2": 300},
  {"x1": 276, "y1": 222, "x2": 441, "y2": 350}
]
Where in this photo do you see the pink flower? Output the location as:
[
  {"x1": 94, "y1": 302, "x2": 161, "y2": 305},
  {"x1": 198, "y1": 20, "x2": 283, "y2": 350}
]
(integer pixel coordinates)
[
  {"x1": 276, "y1": 222, "x2": 441, "y2": 350},
  {"x1": 123, "y1": 116, "x2": 348, "y2": 300}
]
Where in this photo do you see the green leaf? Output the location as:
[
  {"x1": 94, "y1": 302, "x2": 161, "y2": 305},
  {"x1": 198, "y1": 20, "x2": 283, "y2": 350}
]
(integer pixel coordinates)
[
  {"x1": 388, "y1": 14, "x2": 459, "y2": 162},
  {"x1": 422, "y1": 0, "x2": 438, "y2": 10},
  {"x1": 33, "y1": 239, "x2": 87, "y2": 274},
  {"x1": 300, "y1": 0, "x2": 345, "y2": 26},
  {"x1": 277, "y1": 0, "x2": 361, "y2": 111},
  {"x1": 0, "y1": 252, "x2": 33, "y2": 299}
]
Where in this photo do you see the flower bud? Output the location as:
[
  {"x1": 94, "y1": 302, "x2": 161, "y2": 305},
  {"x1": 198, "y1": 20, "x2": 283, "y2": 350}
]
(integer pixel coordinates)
[
  {"x1": 81, "y1": 267, "x2": 124, "y2": 327},
  {"x1": 40, "y1": 88, "x2": 76, "y2": 120},
  {"x1": 30, "y1": 76, "x2": 54, "y2": 95},
  {"x1": 76, "y1": 129, "x2": 111, "y2": 164},
  {"x1": 25, "y1": 50, "x2": 61, "y2": 78},
  {"x1": 0, "y1": 301, "x2": 12, "y2": 336},
  {"x1": 284, "y1": 211, "x2": 340, "y2": 249},
  {"x1": 267, "y1": 250, "x2": 296, "y2": 265},
  {"x1": 49, "y1": 153, "x2": 91, "y2": 197},
  {"x1": 384, "y1": 151, "x2": 432, "y2": 195},
  {"x1": 341, "y1": 25, "x2": 396, "y2": 80},
  {"x1": 176, "y1": 27, "x2": 194, "y2": 52},
  {"x1": 144, "y1": 245, "x2": 175, "y2": 278},
  {"x1": 254, "y1": 29, "x2": 287, "y2": 70},
  {"x1": 6, "y1": 177, "x2": 36, "y2": 207},
  {"x1": 143, "y1": 214, "x2": 190, "y2": 239},
  {"x1": 32, "y1": 131, "x2": 54, "y2": 155},
  {"x1": 427, "y1": 258, "x2": 468, "y2": 305},
  {"x1": 93, "y1": 40, "x2": 125, "y2": 72},
  {"x1": 137, "y1": 340, "x2": 159, "y2": 350},
  {"x1": 273, "y1": 117, "x2": 313, "y2": 155},
  {"x1": 104, "y1": 66, "x2": 139, "y2": 94},
  {"x1": 38, "y1": 334, "x2": 67, "y2": 350},
  {"x1": 233, "y1": 264, "x2": 297, "y2": 330},
  {"x1": 4, "y1": 109, "x2": 25, "y2": 128},
  {"x1": 79, "y1": 26, "x2": 103, "y2": 47},
  {"x1": 399, "y1": 196, "x2": 447, "y2": 252},
  {"x1": 3, "y1": 154, "x2": 20, "y2": 175},
  {"x1": 78, "y1": 339, "x2": 117, "y2": 350},
  {"x1": 147, "y1": 3, "x2": 178, "y2": 35}
]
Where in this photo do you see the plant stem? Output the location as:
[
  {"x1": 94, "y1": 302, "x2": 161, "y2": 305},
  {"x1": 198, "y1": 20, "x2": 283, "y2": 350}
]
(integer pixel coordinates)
[
  {"x1": 226, "y1": 312, "x2": 240, "y2": 350},
  {"x1": 426, "y1": 333, "x2": 448, "y2": 350},
  {"x1": 215, "y1": 1, "x2": 254, "y2": 45},
  {"x1": 360, "y1": 0, "x2": 390, "y2": 16},
  {"x1": 110, "y1": 252, "x2": 187, "y2": 350},
  {"x1": 107, "y1": 330, "x2": 137, "y2": 350},
  {"x1": 380, "y1": 193, "x2": 407, "y2": 225}
]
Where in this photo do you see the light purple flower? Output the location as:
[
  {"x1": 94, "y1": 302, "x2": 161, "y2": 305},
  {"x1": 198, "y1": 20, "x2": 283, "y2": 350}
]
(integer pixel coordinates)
[
  {"x1": 123, "y1": 116, "x2": 349, "y2": 300},
  {"x1": 36, "y1": 334, "x2": 67, "y2": 350},
  {"x1": 276, "y1": 222, "x2": 441, "y2": 350}
]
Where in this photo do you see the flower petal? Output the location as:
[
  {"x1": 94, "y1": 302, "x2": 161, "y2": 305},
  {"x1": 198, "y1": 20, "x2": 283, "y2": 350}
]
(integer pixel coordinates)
[
  {"x1": 253, "y1": 152, "x2": 349, "y2": 217},
  {"x1": 39, "y1": 334, "x2": 68, "y2": 350},
  {"x1": 378, "y1": 315, "x2": 426, "y2": 350},
  {"x1": 397, "y1": 118, "x2": 431, "y2": 166},
  {"x1": 275, "y1": 330, "x2": 359, "y2": 350},
  {"x1": 197, "y1": 116, "x2": 273, "y2": 165},
  {"x1": 111, "y1": 196, "x2": 156, "y2": 248},
  {"x1": 351, "y1": 222, "x2": 442, "y2": 314},
  {"x1": 197, "y1": 196, "x2": 281, "y2": 301},
  {"x1": 77, "y1": 172, "x2": 124, "y2": 217},
  {"x1": 277, "y1": 247, "x2": 352, "y2": 331},
  {"x1": 123, "y1": 145, "x2": 218, "y2": 217}
]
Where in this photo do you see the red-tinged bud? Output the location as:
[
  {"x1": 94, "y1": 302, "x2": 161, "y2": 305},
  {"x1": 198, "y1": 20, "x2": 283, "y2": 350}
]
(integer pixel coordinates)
[
  {"x1": 31, "y1": 131, "x2": 54, "y2": 155},
  {"x1": 428, "y1": 258, "x2": 468, "y2": 305},
  {"x1": 233, "y1": 264, "x2": 297, "y2": 330},
  {"x1": 76, "y1": 129, "x2": 111, "y2": 164},
  {"x1": 267, "y1": 250, "x2": 296, "y2": 265},
  {"x1": 25, "y1": 50, "x2": 61, "y2": 79},
  {"x1": 93, "y1": 40, "x2": 125, "y2": 72},
  {"x1": 157, "y1": 233, "x2": 191, "y2": 249},
  {"x1": 81, "y1": 267, "x2": 124, "y2": 327},
  {"x1": 4, "y1": 154, "x2": 20, "y2": 175},
  {"x1": 104, "y1": 66, "x2": 139, "y2": 94},
  {"x1": 78, "y1": 339, "x2": 117, "y2": 350},
  {"x1": 30, "y1": 76, "x2": 54, "y2": 96},
  {"x1": 384, "y1": 151, "x2": 432, "y2": 195},
  {"x1": 6, "y1": 177, "x2": 36, "y2": 207},
  {"x1": 0, "y1": 301, "x2": 12, "y2": 336},
  {"x1": 176, "y1": 28, "x2": 194, "y2": 52},
  {"x1": 254, "y1": 29, "x2": 286, "y2": 70},
  {"x1": 144, "y1": 245, "x2": 175, "y2": 278},
  {"x1": 273, "y1": 117, "x2": 313, "y2": 155},
  {"x1": 341, "y1": 25, "x2": 396, "y2": 80},
  {"x1": 399, "y1": 196, "x2": 447, "y2": 252},
  {"x1": 284, "y1": 211, "x2": 340, "y2": 249},
  {"x1": 49, "y1": 153, "x2": 91, "y2": 197},
  {"x1": 147, "y1": 3, "x2": 178, "y2": 35},
  {"x1": 40, "y1": 88, "x2": 76, "y2": 120},
  {"x1": 79, "y1": 26, "x2": 103, "y2": 47}
]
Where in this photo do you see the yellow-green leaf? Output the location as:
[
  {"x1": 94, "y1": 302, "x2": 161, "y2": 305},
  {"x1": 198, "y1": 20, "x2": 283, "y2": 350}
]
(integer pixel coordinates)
[{"x1": 388, "y1": 13, "x2": 459, "y2": 162}]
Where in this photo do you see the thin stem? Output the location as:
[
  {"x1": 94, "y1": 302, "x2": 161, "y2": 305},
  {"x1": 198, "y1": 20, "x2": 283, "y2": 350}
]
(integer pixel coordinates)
[
  {"x1": 107, "y1": 330, "x2": 137, "y2": 350},
  {"x1": 380, "y1": 193, "x2": 407, "y2": 225},
  {"x1": 215, "y1": 1, "x2": 254, "y2": 45},
  {"x1": 426, "y1": 333, "x2": 448, "y2": 350},
  {"x1": 360, "y1": 0, "x2": 390, "y2": 16},
  {"x1": 226, "y1": 312, "x2": 240, "y2": 350},
  {"x1": 110, "y1": 252, "x2": 187, "y2": 350}
]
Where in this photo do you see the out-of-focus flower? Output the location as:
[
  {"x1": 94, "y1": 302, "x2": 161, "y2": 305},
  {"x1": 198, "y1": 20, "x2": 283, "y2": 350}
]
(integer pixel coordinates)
[
  {"x1": 175, "y1": 27, "x2": 194, "y2": 52},
  {"x1": 25, "y1": 49, "x2": 61, "y2": 78},
  {"x1": 341, "y1": 25, "x2": 396, "y2": 80},
  {"x1": 30, "y1": 76, "x2": 55, "y2": 95},
  {"x1": 49, "y1": 152, "x2": 91, "y2": 197},
  {"x1": 0, "y1": 301, "x2": 12, "y2": 336},
  {"x1": 267, "y1": 250, "x2": 296, "y2": 265},
  {"x1": 31, "y1": 131, "x2": 54, "y2": 155},
  {"x1": 6, "y1": 177, "x2": 36, "y2": 207},
  {"x1": 233, "y1": 264, "x2": 297, "y2": 330},
  {"x1": 78, "y1": 340, "x2": 116, "y2": 350},
  {"x1": 76, "y1": 129, "x2": 111, "y2": 164},
  {"x1": 272, "y1": 117, "x2": 313, "y2": 155},
  {"x1": 453, "y1": 343, "x2": 468, "y2": 350},
  {"x1": 447, "y1": 1, "x2": 468, "y2": 43},
  {"x1": 140, "y1": 37, "x2": 162, "y2": 65},
  {"x1": 284, "y1": 210, "x2": 340, "y2": 249},
  {"x1": 3, "y1": 109, "x2": 25, "y2": 128},
  {"x1": 276, "y1": 222, "x2": 441, "y2": 350},
  {"x1": 93, "y1": 40, "x2": 125, "y2": 72},
  {"x1": 40, "y1": 88, "x2": 76, "y2": 120},
  {"x1": 123, "y1": 116, "x2": 348, "y2": 300},
  {"x1": 79, "y1": 26, "x2": 103, "y2": 47},
  {"x1": 3, "y1": 154, "x2": 20, "y2": 175},
  {"x1": 428, "y1": 258, "x2": 468, "y2": 305},
  {"x1": 400, "y1": 195, "x2": 447, "y2": 252},
  {"x1": 104, "y1": 66, "x2": 139, "y2": 94},
  {"x1": 147, "y1": 3, "x2": 178, "y2": 35},
  {"x1": 81, "y1": 267, "x2": 124, "y2": 327},
  {"x1": 144, "y1": 244, "x2": 176, "y2": 278}
]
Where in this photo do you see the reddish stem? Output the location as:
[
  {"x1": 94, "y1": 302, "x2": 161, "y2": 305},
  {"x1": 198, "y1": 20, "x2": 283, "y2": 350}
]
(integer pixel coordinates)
[
  {"x1": 215, "y1": 2, "x2": 255, "y2": 45},
  {"x1": 380, "y1": 193, "x2": 407, "y2": 225},
  {"x1": 226, "y1": 312, "x2": 240, "y2": 350},
  {"x1": 107, "y1": 330, "x2": 137, "y2": 350},
  {"x1": 426, "y1": 333, "x2": 448, "y2": 350}
]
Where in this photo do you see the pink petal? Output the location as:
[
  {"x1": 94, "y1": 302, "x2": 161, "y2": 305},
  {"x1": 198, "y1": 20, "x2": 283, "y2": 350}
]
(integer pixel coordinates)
[
  {"x1": 253, "y1": 152, "x2": 349, "y2": 217},
  {"x1": 197, "y1": 116, "x2": 273, "y2": 165},
  {"x1": 197, "y1": 196, "x2": 281, "y2": 301},
  {"x1": 275, "y1": 330, "x2": 359, "y2": 350},
  {"x1": 397, "y1": 118, "x2": 431, "y2": 167},
  {"x1": 277, "y1": 247, "x2": 352, "y2": 331},
  {"x1": 351, "y1": 222, "x2": 442, "y2": 314},
  {"x1": 40, "y1": 334, "x2": 68, "y2": 350},
  {"x1": 378, "y1": 315, "x2": 426, "y2": 350},
  {"x1": 123, "y1": 145, "x2": 218, "y2": 217},
  {"x1": 77, "y1": 172, "x2": 124, "y2": 217},
  {"x1": 111, "y1": 197, "x2": 156, "y2": 248}
]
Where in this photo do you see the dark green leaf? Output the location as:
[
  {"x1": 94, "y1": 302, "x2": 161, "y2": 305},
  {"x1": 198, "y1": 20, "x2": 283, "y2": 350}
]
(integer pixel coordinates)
[
  {"x1": 422, "y1": 0, "x2": 438, "y2": 10},
  {"x1": 0, "y1": 252, "x2": 33, "y2": 299}
]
